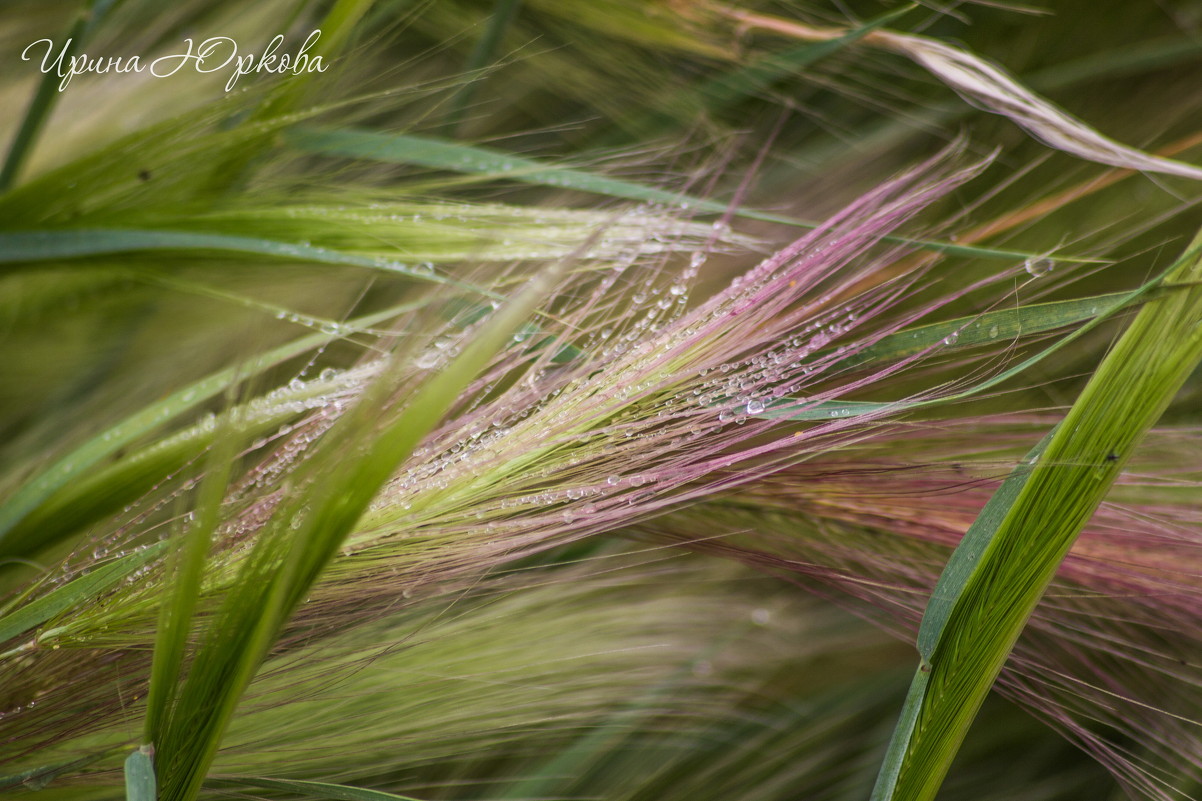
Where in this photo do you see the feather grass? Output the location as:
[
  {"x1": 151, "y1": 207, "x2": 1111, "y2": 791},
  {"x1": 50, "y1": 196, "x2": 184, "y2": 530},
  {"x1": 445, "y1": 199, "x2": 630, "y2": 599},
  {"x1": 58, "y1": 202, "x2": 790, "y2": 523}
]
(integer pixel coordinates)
[{"x1": 4, "y1": 2, "x2": 1202, "y2": 801}]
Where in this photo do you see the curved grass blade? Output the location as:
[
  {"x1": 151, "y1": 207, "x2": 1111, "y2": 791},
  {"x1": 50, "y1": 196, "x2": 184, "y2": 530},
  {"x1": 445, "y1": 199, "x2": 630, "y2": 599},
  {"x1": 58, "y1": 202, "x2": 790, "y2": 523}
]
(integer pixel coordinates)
[
  {"x1": 144, "y1": 403, "x2": 246, "y2": 749},
  {"x1": 0, "y1": 541, "x2": 167, "y2": 646},
  {"x1": 0, "y1": 304, "x2": 408, "y2": 559},
  {"x1": 843, "y1": 290, "x2": 1167, "y2": 368},
  {"x1": 285, "y1": 126, "x2": 1091, "y2": 263},
  {"x1": 914, "y1": 429, "x2": 1057, "y2": 665},
  {"x1": 869, "y1": 428, "x2": 1056, "y2": 801},
  {"x1": 0, "y1": 0, "x2": 120, "y2": 191},
  {"x1": 873, "y1": 232, "x2": 1202, "y2": 801},
  {"x1": 149, "y1": 258, "x2": 564, "y2": 801},
  {"x1": 208, "y1": 777, "x2": 425, "y2": 801},
  {"x1": 0, "y1": 229, "x2": 497, "y2": 296},
  {"x1": 758, "y1": 270, "x2": 1183, "y2": 423}
]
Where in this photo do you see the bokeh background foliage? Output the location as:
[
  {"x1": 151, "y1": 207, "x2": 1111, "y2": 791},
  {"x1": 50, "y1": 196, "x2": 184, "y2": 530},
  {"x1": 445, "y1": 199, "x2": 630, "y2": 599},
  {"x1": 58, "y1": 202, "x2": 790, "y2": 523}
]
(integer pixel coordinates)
[{"x1": 2, "y1": 1, "x2": 1202, "y2": 801}]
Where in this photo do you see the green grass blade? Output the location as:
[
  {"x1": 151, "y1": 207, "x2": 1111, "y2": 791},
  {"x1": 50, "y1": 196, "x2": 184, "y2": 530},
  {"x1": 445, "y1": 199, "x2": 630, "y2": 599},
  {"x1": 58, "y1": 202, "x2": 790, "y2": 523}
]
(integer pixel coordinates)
[
  {"x1": 208, "y1": 777, "x2": 425, "y2": 801},
  {"x1": 0, "y1": 303, "x2": 408, "y2": 558},
  {"x1": 914, "y1": 429, "x2": 1058, "y2": 665},
  {"x1": 0, "y1": 753, "x2": 113, "y2": 791},
  {"x1": 144, "y1": 404, "x2": 245, "y2": 746},
  {"x1": 0, "y1": 541, "x2": 167, "y2": 645},
  {"x1": 869, "y1": 667, "x2": 930, "y2": 801},
  {"x1": 0, "y1": 0, "x2": 121, "y2": 190},
  {"x1": 0, "y1": 229, "x2": 492, "y2": 294},
  {"x1": 844, "y1": 290, "x2": 1167, "y2": 368},
  {"x1": 758, "y1": 399, "x2": 899, "y2": 420},
  {"x1": 758, "y1": 271, "x2": 1183, "y2": 423},
  {"x1": 124, "y1": 747, "x2": 156, "y2": 801},
  {"x1": 868, "y1": 428, "x2": 1056, "y2": 801},
  {"x1": 151, "y1": 259, "x2": 563, "y2": 801},
  {"x1": 285, "y1": 126, "x2": 1090, "y2": 263},
  {"x1": 445, "y1": 0, "x2": 525, "y2": 135},
  {"x1": 874, "y1": 232, "x2": 1202, "y2": 801}
]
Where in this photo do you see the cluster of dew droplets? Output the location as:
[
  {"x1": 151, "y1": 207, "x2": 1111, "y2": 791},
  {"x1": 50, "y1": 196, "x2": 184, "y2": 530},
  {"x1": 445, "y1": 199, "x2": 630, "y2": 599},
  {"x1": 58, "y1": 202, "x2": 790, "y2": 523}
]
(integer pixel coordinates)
[
  {"x1": 208, "y1": 363, "x2": 381, "y2": 542},
  {"x1": 329, "y1": 207, "x2": 864, "y2": 552},
  {"x1": 361, "y1": 240, "x2": 708, "y2": 530},
  {"x1": 704, "y1": 298, "x2": 875, "y2": 426},
  {"x1": 94, "y1": 366, "x2": 362, "y2": 566},
  {"x1": 590, "y1": 250, "x2": 702, "y2": 362}
]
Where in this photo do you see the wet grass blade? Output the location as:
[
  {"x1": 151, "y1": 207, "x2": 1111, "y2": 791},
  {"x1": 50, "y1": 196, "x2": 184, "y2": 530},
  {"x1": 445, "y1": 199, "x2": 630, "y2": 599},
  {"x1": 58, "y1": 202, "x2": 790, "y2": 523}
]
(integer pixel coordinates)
[
  {"x1": 843, "y1": 289, "x2": 1171, "y2": 368},
  {"x1": 760, "y1": 269, "x2": 1182, "y2": 422},
  {"x1": 0, "y1": 541, "x2": 167, "y2": 645},
  {"x1": 286, "y1": 126, "x2": 1090, "y2": 263},
  {"x1": 0, "y1": 304, "x2": 409, "y2": 559},
  {"x1": 0, "y1": 229, "x2": 495, "y2": 295},
  {"x1": 144, "y1": 400, "x2": 246, "y2": 748},
  {"x1": 872, "y1": 231, "x2": 1202, "y2": 801}
]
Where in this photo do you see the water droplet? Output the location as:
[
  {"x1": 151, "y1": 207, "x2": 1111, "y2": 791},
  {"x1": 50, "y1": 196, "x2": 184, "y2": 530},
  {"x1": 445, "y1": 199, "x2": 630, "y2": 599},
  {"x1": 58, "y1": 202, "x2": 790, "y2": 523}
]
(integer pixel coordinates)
[
  {"x1": 415, "y1": 350, "x2": 440, "y2": 369},
  {"x1": 745, "y1": 398, "x2": 765, "y2": 414},
  {"x1": 1024, "y1": 258, "x2": 1054, "y2": 277},
  {"x1": 989, "y1": 325, "x2": 999, "y2": 338},
  {"x1": 943, "y1": 331, "x2": 959, "y2": 346}
]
